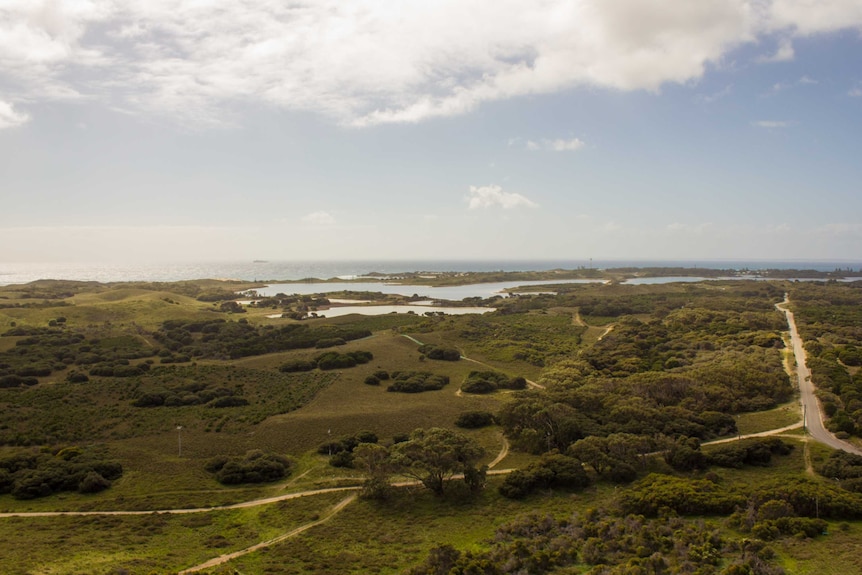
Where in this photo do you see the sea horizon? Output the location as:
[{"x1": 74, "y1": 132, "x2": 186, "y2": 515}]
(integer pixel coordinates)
[{"x1": 2, "y1": 258, "x2": 861, "y2": 287}]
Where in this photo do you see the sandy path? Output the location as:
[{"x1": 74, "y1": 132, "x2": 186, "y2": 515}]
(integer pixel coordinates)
[
  {"x1": 488, "y1": 436, "x2": 510, "y2": 469},
  {"x1": 0, "y1": 486, "x2": 360, "y2": 518},
  {"x1": 178, "y1": 494, "x2": 357, "y2": 574}
]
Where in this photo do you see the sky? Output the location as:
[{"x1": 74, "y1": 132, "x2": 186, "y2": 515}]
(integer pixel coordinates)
[{"x1": 1, "y1": 0, "x2": 861, "y2": 264}]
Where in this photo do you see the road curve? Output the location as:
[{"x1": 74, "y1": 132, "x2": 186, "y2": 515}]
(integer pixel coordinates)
[{"x1": 777, "y1": 296, "x2": 862, "y2": 456}]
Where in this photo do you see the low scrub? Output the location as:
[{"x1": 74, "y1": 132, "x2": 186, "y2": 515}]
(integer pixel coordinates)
[
  {"x1": 498, "y1": 453, "x2": 591, "y2": 499},
  {"x1": 204, "y1": 450, "x2": 292, "y2": 485},
  {"x1": 460, "y1": 370, "x2": 526, "y2": 394},
  {"x1": 387, "y1": 371, "x2": 449, "y2": 393},
  {"x1": 0, "y1": 445, "x2": 122, "y2": 500},
  {"x1": 454, "y1": 411, "x2": 496, "y2": 429},
  {"x1": 418, "y1": 344, "x2": 461, "y2": 361},
  {"x1": 278, "y1": 350, "x2": 373, "y2": 373}
]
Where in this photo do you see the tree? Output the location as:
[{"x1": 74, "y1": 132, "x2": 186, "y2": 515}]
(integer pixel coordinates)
[
  {"x1": 391, "y1": 428, "x2": 485, "y2": 496},
  {"x1": 353, "y1": 443, "x2": 395, "y2": 500}
]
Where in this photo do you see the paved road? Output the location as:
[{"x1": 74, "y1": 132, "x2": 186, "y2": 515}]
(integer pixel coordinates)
[{"x1": 777, "y1": 297, "x2": 862, "y2": 456}]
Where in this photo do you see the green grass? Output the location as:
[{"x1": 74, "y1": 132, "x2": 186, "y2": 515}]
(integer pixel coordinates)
[
  {"x1": 203, "y1": 479, "x2": 586, "y2": 574},
  {"x1": 735, "y1": 400, "x2": 802, "y2": 435},
  {"x1": 775, "y1": 521, "x2": 862, "y2": 574},
  {"x1": 0, "y1": 491, "x2": 348, "y2": 574}
]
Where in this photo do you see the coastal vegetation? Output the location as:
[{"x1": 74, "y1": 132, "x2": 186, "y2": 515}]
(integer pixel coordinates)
[{"x1": 0, "y1": 272, "x2": 861, "y2": 573}]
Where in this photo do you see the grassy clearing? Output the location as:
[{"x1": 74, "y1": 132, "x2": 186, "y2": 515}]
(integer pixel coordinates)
[
  {"x1": 735, "y1": 400, "x2": 802, "y2": 435},
  {"x1": 207, "y1": 478, "x2": 588, "y2": 575},
  {"x1": 775, "y1": 521, "x2": 862, "y2": 574},
  {"x1": 248, "y1": 333, "x2": 505, "y2": 451},
  {"x1": 0, "y1": 491, "x2": 347, "y2": 575}
]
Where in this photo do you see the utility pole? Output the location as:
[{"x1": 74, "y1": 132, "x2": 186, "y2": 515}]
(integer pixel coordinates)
[{"x1": 177, "y1": 425, "x2": 183, "y2": 457}]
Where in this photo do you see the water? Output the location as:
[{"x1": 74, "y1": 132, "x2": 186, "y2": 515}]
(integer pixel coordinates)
[
  {"x1": 2, "y1": 259, "x2": 860, "y2": 286},
  {"x1": 266, "y1": 304, "x2": 495, "y2": 319},
  {"x1": 252, "y1": 279, "x2": 603, "y2": 300}
]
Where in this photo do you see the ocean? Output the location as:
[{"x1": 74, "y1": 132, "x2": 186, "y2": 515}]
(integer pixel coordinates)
[{"x1": 1, "y1": 259, "x2": 860, "y2": 287}]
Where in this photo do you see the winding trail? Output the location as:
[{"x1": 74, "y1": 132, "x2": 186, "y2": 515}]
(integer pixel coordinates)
[
  {"x1": 178, "y1": 494, "x2": 357, "y2": 574},
  {"x1": 596, "y1": 324, "x2": 615, "y2": 341},
  {"x1": 0, "y1": 486, "x2": 361, "y2": 518},
  {"x1": 488, "y1": 436, "x2": 510, "y2": 469}
]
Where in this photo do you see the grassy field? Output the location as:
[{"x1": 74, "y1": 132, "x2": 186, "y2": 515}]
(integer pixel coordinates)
[
  {"x1": 735, "y1": 400, "x2": 802, "y2": 435},
  {"x1": 2, "y1": 278, "x2": 862, "y2": 574},
  {"x1": 0, "y1": 491, "x2": 349, "y2": 574}
]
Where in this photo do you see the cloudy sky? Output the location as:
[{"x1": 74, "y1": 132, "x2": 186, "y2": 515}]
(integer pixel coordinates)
[{"x1": 1, "y1": 0, "x2": 861, "y2": 263}]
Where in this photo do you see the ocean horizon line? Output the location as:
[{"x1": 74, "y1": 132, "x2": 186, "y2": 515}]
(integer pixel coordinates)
[{"x1": 1, "y1": 258, "x2": 861, "y2": 286}]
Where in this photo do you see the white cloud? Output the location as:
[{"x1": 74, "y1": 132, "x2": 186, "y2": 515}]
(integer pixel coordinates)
[
  {"x1": 466, "y1": 185, "x2": 538, "y2": 210},
  {"x1": 798, "y1": 75, "x2": 818, "y2": 85},
  {"x1": 757, "y1": 38, "x2": 795, "y2": 62},
  {"x1": 548, "y1": 138, "x2": 585, "y2": 152},
  {"x1": 752, "y1": 120, "x2": 790, "y2": 128},
  {"x1": 0, "y1": 1, "x2": 860, "y2": 127},
  {"x1": 301, "y1": 211, "x2": 336, "y2": 226},
  {"x1": 524, "y1": 138, "x2": 585, "y2": 152},
  {"x1": 0, "y1": 99, "x2": 29, "y2": 129},
  {"x1": 766, "y1": 0, "x2": 862, "y2": 35},
  {"x1": 849, "y1": 83, "x2": 862, "y2": 97}
]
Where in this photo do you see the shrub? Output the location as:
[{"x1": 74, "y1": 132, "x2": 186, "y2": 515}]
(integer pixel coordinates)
[
  {"x1": 460, "y1": 379, "x2": 496, "y2": 394},
  {"x1": 208, "y1": 450, "x2": 292, "y2": 485},
  {"x1": 460, "y1": 370, "x2": 525, "y2": 394},
  {"x1": 132, "y1": 393, "x2": 165, "y2": 407},
  {"x1": 706, "y1": 438, "x2": 792, "y2": 469},
  {"x1": 0, "y1": 375, "x2": 38, "y2": 388},
  {"x1": 387, "y1": 372, "x2": 449, "y2": 393},
  {"x1": 78, "y1": 471, "x2": 111, "y2": 494},
  {"x1": 279, "y1": 359, "x2": 316, "y2": 373},
  {"x1": 0, "y1": 446, "x2": 122, "y2": 500},
  {"x1": 418, "y1": 344, "x2": 461, "y2": 361},
  {"x1": 499, "y1": 453, "x2": 591, "y2": 499},
  {"x1": 455, "y1": 411, "x2": 496, "y2": 429},
  {"x1": 209, "y1": 396, "x2": 249, "y2": 408},
  {"x1": 620, "y1": 474, "x2": 745, "y2": 517},
  {"x1": 315, "y1": 337, "x2": 346, "y2": 349}
]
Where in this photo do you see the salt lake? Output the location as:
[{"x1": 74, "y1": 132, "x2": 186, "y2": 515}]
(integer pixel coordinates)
[
  {"x1": 251, "y1": 278, "x2": 604, "y2": 301},
  {"x1": 267, "y1": 304, "x2": 494, "y2": 319}
]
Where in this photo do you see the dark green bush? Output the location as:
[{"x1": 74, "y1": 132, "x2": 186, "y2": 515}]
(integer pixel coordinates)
[
  {"x1": 418, "y1": 344, "x2": 461, "y2": 361},
  {"x1": 455, "y1": 411, "x2": 496, "y2": 429},
  {"x1": 387, "y1": 372, "x2": 449, "y2": 393},
  {"x1": 208, "y1": 450, "x2": 291, "y2": 485},
  {"x1": 278, "y1": 359, "x2": 316, "y2": 373}
]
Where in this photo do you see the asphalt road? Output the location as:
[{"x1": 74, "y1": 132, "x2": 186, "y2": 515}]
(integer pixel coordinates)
[{"x1": 778, "y1": 297, "x2": 862, "y2": 456}]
